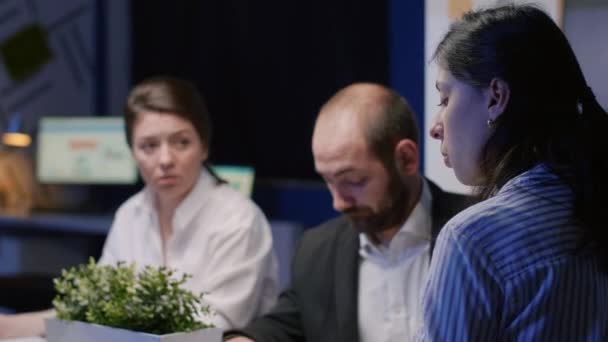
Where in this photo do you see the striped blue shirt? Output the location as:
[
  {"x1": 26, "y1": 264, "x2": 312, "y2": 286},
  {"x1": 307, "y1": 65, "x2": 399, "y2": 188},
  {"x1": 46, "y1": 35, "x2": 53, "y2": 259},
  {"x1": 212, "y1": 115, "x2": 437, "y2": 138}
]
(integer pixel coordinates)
[{"x1": 417, "y1": 164, "x2": 608, "y2": 341}]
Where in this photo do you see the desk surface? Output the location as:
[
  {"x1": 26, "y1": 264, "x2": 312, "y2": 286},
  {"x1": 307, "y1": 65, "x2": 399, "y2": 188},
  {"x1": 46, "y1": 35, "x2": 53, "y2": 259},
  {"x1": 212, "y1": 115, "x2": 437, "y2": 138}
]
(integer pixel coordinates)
[{"x1": 0, "y1": 213, "x2": 113, "y2": 236}]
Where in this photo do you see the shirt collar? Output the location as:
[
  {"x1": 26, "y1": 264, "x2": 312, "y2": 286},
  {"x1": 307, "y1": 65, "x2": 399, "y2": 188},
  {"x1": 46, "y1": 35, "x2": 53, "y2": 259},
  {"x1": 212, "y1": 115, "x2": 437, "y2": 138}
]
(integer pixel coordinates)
[
  {"x1": 133, "y1": 169, "x2": 215, "y2": 233},
  {"x1": 173, "y1": 169, "x2": 214, "y2": 231},
  {"x1": 497, "y1": 163, "x2": 564, "y2": 196},
  {"x1": 359, "y1": 179, "x2": 433, "y2": 258}
]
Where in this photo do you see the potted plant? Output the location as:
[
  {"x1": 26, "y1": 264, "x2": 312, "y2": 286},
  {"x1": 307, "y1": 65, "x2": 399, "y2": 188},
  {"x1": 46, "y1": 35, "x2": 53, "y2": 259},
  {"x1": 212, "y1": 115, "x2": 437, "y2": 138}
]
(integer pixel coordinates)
[{"x1": 45, "y1": 259, "x2": 221, "y2": 342}]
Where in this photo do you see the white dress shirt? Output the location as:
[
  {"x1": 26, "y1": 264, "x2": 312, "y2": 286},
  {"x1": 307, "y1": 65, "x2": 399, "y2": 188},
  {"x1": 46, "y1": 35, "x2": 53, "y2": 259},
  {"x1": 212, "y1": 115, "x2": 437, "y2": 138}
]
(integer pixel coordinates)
[
  {"x1": 358, "y1": 180, "x2": 432, "y2": 342},
  {"x1": 99, "y1": 169, "x2": 279, "y2": 329}
]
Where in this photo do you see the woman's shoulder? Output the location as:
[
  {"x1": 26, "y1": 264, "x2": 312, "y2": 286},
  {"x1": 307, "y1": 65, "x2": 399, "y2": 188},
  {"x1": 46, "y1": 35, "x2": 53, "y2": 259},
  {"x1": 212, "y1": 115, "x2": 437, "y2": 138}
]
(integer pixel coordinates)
[
  {"x1": 446, "y1": 168, "x2": 571, "y2": 242},
  {"x1": 114, "y1": 188, "x2": 148, "y2": 217},
  {"x1": 443, "y1": 182, "x2": 577, "y2": 282},
  {"x1": 210, "y1": 182, "x2": 262, "y2": 212},
  {"x1": 443, "y1": 192, "x2": 536, "y2": 257},
  {"x1": 194, "y1": 182, "x2": 269, "y2": 232},
  {"x1": 446, "y1": 196, "x2": 506, "y2": 236}
]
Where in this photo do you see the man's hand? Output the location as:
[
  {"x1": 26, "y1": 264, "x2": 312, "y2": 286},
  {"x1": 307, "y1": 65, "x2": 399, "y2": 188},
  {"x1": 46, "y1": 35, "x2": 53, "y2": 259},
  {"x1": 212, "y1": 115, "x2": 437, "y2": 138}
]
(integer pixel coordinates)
[{"x1": 225, "y1": 336, "x2": 255, "y2": 342}]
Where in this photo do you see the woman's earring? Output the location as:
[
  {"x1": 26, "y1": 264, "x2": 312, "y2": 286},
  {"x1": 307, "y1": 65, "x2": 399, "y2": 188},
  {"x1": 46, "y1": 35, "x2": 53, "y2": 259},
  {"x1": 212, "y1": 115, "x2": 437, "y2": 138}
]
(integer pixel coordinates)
[{"x1": 486, "y1": 118, "x2": 495, "y2": 129}]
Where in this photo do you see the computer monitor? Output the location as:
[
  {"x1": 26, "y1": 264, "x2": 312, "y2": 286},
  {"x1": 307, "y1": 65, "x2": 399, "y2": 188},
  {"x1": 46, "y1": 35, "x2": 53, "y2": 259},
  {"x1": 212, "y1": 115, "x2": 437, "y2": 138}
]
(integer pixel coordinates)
[
  {"x1": 36, "y1": 117, "x2": 137, "y2": 184},
  {"x1": 212, "y1": 165, "x2": 255, "y2": 197}
]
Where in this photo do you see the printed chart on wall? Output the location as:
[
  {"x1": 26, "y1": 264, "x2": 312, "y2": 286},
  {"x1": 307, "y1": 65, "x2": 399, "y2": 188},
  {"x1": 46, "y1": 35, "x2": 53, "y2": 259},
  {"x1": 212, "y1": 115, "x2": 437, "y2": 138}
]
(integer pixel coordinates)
[
  {"x1": 424, "y1": 0, "x2": 564, "y2": 194},
  {"x1": 0, "y1": 0, "x2": 96, "y2": 134}
]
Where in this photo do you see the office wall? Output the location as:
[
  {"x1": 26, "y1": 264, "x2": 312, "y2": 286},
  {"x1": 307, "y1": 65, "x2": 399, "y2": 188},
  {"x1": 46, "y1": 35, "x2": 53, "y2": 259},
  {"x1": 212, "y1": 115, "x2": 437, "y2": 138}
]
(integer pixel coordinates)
[
  {"x1": 0, "y1": 0, "x2": 131, "y2": 276},
  {"x1": 564, "y1": 0, "x2": 608, "y2": 110},
  {"x1": 0, "y1": 0, "x2": 96, "y2": 134},
  {"x1": 103, "y1": 0, "x2": 130, "y2": 116},
  {"x1": 389, "y1": 0, "x2": 425, "y2": 167},
  {"x1": 130, "y1": 0, "x2": 390, "y2": 181}
]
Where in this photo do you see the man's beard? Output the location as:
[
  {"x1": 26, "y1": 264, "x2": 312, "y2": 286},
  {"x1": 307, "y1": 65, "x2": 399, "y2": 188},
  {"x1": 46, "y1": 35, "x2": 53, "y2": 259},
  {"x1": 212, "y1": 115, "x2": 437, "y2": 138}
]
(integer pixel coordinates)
[{"x1": 345, "y1": 165, "x2": 411, "y2": 237}]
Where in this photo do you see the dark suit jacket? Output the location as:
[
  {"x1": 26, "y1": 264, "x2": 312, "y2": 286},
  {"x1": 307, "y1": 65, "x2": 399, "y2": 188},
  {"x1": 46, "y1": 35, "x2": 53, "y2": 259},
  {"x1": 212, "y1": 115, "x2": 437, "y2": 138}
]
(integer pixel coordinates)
[{"x1": 227, "y1": 180, "x2": 471, "y2": 342}]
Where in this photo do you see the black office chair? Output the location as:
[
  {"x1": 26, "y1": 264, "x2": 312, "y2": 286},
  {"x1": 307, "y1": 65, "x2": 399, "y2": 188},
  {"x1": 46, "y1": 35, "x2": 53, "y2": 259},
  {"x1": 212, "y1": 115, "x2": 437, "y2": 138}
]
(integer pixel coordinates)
[
  {"x1": 0, "y1": 220, "x2": 106, "y2": 313},
  {"x1": 0, "y1": 273, "x2": 57, "y2": 312}
]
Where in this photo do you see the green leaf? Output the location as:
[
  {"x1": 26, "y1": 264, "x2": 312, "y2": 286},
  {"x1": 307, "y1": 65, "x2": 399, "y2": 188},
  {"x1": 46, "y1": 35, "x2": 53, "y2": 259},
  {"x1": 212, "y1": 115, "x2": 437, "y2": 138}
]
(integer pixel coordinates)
[{"x1": 52, "y1": 257, "x2": 213, "y2": 334}]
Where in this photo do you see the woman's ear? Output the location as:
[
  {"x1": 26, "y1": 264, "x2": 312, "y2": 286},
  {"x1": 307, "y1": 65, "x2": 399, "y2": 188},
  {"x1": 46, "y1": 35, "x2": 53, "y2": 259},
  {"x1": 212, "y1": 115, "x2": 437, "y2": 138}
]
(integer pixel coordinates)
[
  {"x1": 394, "y1": 139, "x2": 419, "y2": 176},
  {"x1": 200, "y1": 143, "x2": 209, "y2": 163},
  {"x1": 487, "y1": 78, "x2": 511, "y2": 122}
]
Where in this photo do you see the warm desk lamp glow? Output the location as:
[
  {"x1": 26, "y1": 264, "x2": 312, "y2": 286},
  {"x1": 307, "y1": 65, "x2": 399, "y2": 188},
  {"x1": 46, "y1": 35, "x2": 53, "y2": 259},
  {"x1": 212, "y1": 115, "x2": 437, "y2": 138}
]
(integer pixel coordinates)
[
  {"x1": 0, "y1": 112, "x2": 35, "y2": 215},
  {"x1": 2, "y1": 132, "x2": 31, "y2": 147},
  {"x1": 1, "y1": 112, "x2": 31, "y2": 147}
]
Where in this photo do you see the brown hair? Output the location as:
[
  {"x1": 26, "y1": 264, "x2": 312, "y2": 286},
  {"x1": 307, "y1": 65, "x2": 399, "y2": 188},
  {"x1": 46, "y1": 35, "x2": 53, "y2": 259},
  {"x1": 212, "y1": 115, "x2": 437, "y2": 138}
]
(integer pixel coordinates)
[
  {"x1": 365, "y1": 89, "x2": 419, "y2": 169},
  {"x1": 320, "y1": 83, "x2": 419, "y2": 169},
  {"x1": 124, "y1": 76, "x2": 212, "y2": 150},
  {"x1": 434, "y1": 5, "x2": 608, "y2": 267},
  {"x1": 124, "y1": 76, "x2": 225, "y2": 183}
]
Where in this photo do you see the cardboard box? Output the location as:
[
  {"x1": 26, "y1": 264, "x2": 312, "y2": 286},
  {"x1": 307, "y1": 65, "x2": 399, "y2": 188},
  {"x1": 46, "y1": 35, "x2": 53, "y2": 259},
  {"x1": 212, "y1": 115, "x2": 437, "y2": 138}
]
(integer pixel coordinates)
[{"x1": 45, "y1": 318, "x2": 222, "y2": 342}]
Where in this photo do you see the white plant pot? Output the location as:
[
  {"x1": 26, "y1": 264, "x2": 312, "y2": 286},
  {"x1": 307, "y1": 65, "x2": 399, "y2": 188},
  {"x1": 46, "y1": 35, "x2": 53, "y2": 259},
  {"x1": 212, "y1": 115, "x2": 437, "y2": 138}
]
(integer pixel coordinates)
[{"x1": 45, "y1": 318, "x2": 222, "y2": 342}]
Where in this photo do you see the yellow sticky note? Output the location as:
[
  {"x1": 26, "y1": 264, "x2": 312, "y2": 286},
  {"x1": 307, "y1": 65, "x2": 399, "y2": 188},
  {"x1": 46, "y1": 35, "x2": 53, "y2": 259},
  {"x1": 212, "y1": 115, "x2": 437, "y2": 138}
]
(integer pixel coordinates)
[{"x1": 448, "y1": 0, "x2": 472, "y2": 20}]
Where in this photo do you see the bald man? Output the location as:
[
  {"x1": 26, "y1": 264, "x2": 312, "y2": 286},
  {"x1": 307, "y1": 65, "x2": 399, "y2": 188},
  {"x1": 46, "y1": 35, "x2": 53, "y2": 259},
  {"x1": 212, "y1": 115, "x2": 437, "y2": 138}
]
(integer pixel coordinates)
[{"x1": 225, "y1": 83, "x2": 470, "y2": 342}]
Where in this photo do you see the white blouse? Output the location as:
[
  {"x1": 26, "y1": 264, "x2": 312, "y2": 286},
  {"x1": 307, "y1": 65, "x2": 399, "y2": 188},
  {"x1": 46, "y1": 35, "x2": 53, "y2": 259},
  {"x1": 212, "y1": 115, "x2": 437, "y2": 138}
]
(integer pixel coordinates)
[{"x1": 99, "y1": 169, "x2": 279, "y2": 329}]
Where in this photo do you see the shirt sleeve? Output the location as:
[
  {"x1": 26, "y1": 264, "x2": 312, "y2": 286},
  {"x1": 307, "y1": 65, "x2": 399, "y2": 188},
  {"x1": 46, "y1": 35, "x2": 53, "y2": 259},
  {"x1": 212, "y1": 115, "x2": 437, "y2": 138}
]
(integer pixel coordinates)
[
  {"x1": 417, "y1": 226, "x2": 503, "y2": 341},
  {"x1": 97, "y1": 206, "x2": 129, "y2": 267},
  {"x1": 224, "y1": 287, "x2": 305, "y2": 342},
  {"x1": 224, "y1": 231, "x2": 314, "y2": 342},
  {"x1": 200, "y1": 207, "x2": 279, "y2": 329}
]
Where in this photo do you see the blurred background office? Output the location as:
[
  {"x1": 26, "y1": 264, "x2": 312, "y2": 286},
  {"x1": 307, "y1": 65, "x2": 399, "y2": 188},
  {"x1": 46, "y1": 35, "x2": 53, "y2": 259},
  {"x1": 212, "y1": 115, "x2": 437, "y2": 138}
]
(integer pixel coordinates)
[{"x1": 0, "y1": 0, "x2": 605, "y2": 312}]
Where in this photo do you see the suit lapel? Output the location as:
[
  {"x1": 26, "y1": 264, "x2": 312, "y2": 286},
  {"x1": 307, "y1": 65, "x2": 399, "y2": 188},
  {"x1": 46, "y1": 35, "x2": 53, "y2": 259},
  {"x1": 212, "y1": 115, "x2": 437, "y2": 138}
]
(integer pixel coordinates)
[
  {"x1": 333, "y1": 221, "x2": 361, "y2": 342},
  {"x1": 429, "y1": 181, "x2": 445, "y2": 251},
  {"x1": 427, "y1": 179, "x2": 472, "y2": 258},
  {"x1": 428, "y1": 179, "x2": 458, "y2": 259}
]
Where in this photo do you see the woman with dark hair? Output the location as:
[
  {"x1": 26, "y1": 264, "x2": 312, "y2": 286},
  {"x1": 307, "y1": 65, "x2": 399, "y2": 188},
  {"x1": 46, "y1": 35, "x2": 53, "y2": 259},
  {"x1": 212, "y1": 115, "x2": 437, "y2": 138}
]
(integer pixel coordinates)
[
  {"x1": 0, "y1": 76, "x2": 279, "y2": 338},
  {"x1": 422, "y1": 5, "x2": 608, "y2": 341}
]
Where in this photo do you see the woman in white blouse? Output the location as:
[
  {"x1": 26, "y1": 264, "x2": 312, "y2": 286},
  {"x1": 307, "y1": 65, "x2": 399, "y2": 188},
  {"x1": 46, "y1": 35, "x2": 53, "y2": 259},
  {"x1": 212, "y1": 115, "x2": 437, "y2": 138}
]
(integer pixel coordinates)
[{"x1": 0, "y1": 76, "x2": 279, "y2": 338}]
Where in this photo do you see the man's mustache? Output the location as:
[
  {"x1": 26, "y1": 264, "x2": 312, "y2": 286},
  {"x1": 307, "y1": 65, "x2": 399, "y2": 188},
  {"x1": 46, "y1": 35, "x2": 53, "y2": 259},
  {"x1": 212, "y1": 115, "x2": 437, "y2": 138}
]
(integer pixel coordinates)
[{"x1": 343, "y1": 207, "x2": 373, "y2": 217}]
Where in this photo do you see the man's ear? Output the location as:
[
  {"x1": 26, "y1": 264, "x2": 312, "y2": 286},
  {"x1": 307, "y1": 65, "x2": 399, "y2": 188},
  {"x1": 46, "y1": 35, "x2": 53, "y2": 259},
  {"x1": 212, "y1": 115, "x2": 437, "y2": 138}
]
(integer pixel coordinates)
[
  {"x1": 394, "y1": 139, "x2": 419, "y2": 176},
  {"x1": 487, "y1": 78, "x2": 510, "y2": 122}
]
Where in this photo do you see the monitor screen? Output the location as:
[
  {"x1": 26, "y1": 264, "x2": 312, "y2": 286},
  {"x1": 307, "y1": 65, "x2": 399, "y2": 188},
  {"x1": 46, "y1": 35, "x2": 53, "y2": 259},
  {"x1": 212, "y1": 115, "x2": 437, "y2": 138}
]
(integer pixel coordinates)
[{"x1": 36, "y1": 117, "x2": 138, "y2": 184}]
